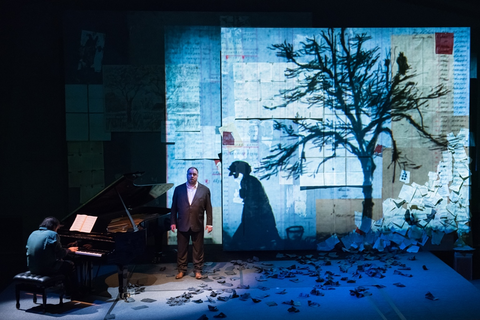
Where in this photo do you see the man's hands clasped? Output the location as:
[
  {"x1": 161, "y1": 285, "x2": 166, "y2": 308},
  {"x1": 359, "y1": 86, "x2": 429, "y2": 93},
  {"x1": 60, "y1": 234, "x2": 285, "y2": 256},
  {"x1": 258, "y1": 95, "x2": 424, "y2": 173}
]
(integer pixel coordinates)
[{"x1": 170, "y1": 224, "x2": 213, "y2": 233}]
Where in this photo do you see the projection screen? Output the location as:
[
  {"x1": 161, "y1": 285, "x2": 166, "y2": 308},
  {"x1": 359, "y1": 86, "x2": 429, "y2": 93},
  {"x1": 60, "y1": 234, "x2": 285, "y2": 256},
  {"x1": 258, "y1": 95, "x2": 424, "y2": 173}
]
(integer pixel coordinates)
[{"x1": 166, "y1": 27, "x2": 470, "y2": 252}]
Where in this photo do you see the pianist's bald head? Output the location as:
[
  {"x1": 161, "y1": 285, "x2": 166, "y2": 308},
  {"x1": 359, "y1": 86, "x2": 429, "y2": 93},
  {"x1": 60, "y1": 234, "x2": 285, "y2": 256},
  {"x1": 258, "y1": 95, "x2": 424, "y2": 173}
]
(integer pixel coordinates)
[{"x1": 40, "y1": 216, "x2": 62, "y2": 231}]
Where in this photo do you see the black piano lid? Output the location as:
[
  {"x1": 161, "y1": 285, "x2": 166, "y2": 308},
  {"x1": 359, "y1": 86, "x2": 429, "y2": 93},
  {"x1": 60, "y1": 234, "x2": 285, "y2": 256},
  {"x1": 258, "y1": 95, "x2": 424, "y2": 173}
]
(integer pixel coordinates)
[{"x1": 62, "y1": 172, "x2": 173, "y2": 228}]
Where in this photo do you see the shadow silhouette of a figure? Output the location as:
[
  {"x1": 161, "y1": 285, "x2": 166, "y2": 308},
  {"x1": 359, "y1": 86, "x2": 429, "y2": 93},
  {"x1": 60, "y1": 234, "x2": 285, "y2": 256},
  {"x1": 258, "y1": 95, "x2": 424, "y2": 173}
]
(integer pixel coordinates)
[{"x1": 228, "y1": 161, "x2": 281, "y2": 250}]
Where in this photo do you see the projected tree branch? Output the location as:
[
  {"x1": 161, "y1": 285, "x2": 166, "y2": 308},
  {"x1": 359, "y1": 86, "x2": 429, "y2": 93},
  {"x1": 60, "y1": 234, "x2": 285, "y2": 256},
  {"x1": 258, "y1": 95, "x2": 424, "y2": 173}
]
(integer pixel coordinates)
[
  {"x1": 104, "y1": 65, "x2": 164, "y2": 131},
  {"x1": 104, "y1": 66, "x2": 150, "y2": 123},
  {"x1": 256, "y1": 28, "x2": 449, "y2": 221}
]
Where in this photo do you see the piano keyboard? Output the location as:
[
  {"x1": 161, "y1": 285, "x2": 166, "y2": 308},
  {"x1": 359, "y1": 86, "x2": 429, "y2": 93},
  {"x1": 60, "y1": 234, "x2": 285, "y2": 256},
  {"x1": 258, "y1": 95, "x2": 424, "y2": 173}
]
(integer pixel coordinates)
[{"x1": 76, "y1": 249, "x2": 109, "y2": 257}]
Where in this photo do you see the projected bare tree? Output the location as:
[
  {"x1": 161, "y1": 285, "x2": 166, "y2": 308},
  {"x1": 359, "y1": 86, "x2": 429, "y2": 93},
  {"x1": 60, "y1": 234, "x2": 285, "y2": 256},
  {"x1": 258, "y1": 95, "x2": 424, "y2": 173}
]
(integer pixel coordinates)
[
  {"x1": 104, "y1": 65, "x2": 164, "y2": 131},
  {"x1": 104, "y1": 66, "x2": 150, "y2": 123},
  {"x1": 256, "y1": 28, "x2": 449, "y2": 221}
]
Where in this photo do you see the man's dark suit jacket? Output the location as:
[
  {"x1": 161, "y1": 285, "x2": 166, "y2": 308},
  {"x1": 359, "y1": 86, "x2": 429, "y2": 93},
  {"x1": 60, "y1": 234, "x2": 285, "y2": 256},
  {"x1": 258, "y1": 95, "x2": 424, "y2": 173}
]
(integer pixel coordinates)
[{"x1": 171, "y1": 182, "x2": 213, "y2": 232}]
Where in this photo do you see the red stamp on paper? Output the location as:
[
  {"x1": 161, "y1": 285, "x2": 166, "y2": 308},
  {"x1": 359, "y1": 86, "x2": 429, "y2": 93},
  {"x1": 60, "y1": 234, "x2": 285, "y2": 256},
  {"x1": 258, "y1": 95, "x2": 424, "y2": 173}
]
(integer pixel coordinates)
[
  {"x1": 435, "y1": 33, "x2": 454, "y2": 55},
  {"x1": 222, "y1": 131, "x2": 235, "y2": 145}
]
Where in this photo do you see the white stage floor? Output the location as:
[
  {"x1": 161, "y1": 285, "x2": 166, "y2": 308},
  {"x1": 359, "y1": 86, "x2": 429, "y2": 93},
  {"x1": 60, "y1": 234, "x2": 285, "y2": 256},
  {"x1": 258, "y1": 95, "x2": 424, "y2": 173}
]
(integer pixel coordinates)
[{"x1": 1, "y1": 251, "x2": 479, "y2": 320}]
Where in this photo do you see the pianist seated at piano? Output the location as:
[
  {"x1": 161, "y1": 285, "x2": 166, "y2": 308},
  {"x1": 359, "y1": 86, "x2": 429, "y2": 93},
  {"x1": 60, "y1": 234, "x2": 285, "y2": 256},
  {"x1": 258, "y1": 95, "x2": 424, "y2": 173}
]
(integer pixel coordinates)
[{"x1": 26, "y1": 216, "x2": 82, "y2": 299}]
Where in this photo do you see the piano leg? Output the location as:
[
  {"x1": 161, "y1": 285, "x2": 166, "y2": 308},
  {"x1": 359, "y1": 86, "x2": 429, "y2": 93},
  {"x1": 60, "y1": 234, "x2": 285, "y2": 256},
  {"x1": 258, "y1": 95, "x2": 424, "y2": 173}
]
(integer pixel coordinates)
[{"x1": 118, "y1": 264, "x2": 129, "y2": 301}]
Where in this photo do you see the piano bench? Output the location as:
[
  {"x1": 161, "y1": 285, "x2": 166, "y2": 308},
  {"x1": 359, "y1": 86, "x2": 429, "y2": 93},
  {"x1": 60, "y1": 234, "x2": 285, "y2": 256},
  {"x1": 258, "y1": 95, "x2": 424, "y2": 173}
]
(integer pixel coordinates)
[{"x1": 13, "y1": 271, "x2": 65, "y2": 312}]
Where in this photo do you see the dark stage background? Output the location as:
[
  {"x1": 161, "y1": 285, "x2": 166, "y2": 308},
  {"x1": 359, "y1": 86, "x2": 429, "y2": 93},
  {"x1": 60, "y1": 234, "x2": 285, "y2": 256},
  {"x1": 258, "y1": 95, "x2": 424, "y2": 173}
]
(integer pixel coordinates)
[{"x1": 1, "y1": 0, "x2": 479, "y2": 291}]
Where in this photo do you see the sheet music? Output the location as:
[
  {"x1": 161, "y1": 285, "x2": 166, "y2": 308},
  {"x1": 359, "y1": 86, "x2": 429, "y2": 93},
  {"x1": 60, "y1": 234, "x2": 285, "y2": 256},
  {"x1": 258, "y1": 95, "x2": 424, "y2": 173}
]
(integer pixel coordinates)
[
  {"x1": 70, "y1": 214, "x2": 97, "y2": 233},
  {"x1": 149, "y1": 183, "x2": 174, "y2": 199}
]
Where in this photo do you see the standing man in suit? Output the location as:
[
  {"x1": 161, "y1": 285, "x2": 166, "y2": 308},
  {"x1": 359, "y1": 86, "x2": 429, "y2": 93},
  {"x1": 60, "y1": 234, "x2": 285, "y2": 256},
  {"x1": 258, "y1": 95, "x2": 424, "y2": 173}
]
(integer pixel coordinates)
[{"x1": 170, "y1": 167, "x2": 213, "y2": 279}]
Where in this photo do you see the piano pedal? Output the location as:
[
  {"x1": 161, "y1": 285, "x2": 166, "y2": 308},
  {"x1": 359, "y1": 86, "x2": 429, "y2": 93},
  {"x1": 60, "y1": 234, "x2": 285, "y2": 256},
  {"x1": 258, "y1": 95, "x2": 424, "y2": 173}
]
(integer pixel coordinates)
[
  {"x1": 120, "y1": 292, "x2": 135, "y2": 303},
  {"x1": 153, "y1": 252, "x2": 163, "y2": 264}
]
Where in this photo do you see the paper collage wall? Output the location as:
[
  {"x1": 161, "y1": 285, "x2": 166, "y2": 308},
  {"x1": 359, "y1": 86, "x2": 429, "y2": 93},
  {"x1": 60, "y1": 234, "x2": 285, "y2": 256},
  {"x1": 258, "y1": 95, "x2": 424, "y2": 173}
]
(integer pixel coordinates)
[{"x1": 167, "y1": 28, "x2": 470, "y2": 251}]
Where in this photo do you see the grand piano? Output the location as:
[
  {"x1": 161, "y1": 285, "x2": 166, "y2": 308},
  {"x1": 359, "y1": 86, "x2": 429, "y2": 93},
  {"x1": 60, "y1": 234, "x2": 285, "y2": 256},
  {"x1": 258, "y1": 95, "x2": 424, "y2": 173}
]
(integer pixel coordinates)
[{"x1": 58, "y1": 172, "x2": 173, "y2": 300}]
